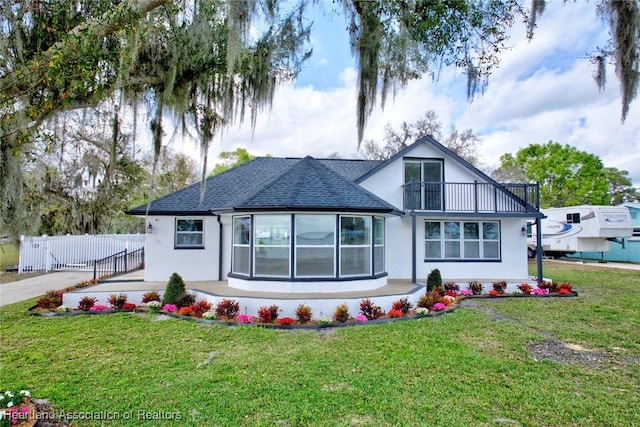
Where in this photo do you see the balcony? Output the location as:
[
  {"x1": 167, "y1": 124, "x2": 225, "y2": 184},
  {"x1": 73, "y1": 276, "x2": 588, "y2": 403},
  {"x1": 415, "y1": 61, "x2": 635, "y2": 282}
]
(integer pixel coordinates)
[{"x1": 402, "y1": 181, "x2": 540, "y2": 214}]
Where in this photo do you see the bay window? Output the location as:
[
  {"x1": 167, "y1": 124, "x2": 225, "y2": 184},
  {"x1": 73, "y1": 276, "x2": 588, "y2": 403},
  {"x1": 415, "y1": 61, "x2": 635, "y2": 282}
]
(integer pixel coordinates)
[{"x1": 231, "y1": 214, "x2": 385, "y2": 279}]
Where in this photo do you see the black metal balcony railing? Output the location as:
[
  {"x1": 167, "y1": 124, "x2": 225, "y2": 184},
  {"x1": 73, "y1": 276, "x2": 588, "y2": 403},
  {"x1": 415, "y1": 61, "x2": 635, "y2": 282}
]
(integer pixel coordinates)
[{"x1": 402, "y1": 181, "x2": 540, "y2": 213}]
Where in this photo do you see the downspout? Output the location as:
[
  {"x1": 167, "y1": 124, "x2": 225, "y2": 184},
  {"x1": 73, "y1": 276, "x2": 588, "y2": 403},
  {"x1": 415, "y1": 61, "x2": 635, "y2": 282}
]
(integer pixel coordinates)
[
  {"x1": 216, "y1": 214, "x2": 223, "y2": 281},
  {"x1": 411, "y1": 212, "x2": 417, "y2": 284},
  {"x1": 536, "y1": 216, "x2": 543, "y2": 283}
]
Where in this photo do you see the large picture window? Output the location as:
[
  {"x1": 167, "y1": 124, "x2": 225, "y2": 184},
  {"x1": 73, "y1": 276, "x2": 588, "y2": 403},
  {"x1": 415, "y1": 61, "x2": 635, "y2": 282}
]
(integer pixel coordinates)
[
  {"x1": 175, "y1": 219, "x2": 204, "y2": 248},
  {"x1": 340, "y1": 216, "x2": 371, "y2": 276},
  {"x1": 425, "y1": 220, "x2": 500, "y2": 260},
  {"x1": 232, "y1": 216, "x2": 251, "y2": 275},
  {"x1": 295, "y1": 215, "x2": 335, "y2": 277},
  {"x1": 254, "y1": 215, "x2": 291, "y2": 277}
]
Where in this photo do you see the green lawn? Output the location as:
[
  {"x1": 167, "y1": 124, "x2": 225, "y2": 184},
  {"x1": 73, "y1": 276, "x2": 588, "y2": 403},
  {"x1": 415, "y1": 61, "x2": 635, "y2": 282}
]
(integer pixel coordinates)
[
  {"x1": 0, "y1": 242, "x2": 18, "y2": 271},
  {"x1": 1, "y1": 262, "x2": 638, "y2": 426}
]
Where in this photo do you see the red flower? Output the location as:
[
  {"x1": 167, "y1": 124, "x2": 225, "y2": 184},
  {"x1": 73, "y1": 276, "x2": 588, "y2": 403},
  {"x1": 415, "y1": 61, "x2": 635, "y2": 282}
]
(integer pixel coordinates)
[
  {"x1": 488, "y1": 289, "x2": 500, "y2": 296},
  {"x1": 122, "y1": 303, "x2": 136, "y2": 310},
  {"x1": 445, "y1": 290, "x2": 457, "y2": 298},
  {"x1": 178, "y1": 306, "x2": 195, "y2": 316},
  {"x1": 277, "y1": 317, "x2": 295, "y2": 326},
  {"x1": 558, "y1": 288, "x2": 571, "y2": 295},
  {"x1": 388, "y1": 309, "x2": 404, "y2": 318}
]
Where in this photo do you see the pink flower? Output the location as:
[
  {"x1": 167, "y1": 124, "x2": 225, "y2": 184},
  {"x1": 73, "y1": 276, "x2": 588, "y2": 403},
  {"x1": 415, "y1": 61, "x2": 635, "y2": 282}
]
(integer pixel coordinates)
[
  {"x1": 162, "y1": 304, "x2": 177, "y2": 312},
  {"x1": 532, "y1": 288, "x2": 547, "y2": 296},
  {"x1": 459, "y1": 289, "x2": 472, "y2": 297},
  {"x1": 89, "y1": 304, "x2": 109, "y2": 312},
  {"x1": 432, "y1": 303, "x2": 446, "y2": 311},
  {"x1": 354, "y1": 314, "x2": 368, "y2": 322},
  {"x1": 235, "y1": 313, "x2": 254, "y2": 324}
]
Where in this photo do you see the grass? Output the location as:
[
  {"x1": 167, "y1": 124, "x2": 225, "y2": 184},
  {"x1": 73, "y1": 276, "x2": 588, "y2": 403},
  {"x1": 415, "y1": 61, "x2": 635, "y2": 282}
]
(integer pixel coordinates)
[
  {"x1": 1, "y1": 262, "x2": 639, "y2": 426},
  {"x1": 0, "y1": 242, "x2": 18, "y2": 271}
]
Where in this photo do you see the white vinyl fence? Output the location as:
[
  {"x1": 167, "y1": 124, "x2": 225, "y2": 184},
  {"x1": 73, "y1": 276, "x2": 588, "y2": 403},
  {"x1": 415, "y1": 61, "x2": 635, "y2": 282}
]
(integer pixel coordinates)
[{"x1": 19, "y1": 234, "x2": 145, "y2": 274}]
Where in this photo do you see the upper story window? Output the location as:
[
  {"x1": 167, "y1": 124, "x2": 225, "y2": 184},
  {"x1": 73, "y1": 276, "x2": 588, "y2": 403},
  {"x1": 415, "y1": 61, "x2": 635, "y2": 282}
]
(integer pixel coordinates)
[
  {"x1": 404, "y1": 159, "x2": 443, "y2": 210},
  {"x1": 175, "y1": 219, "x2": 204, "y2": 249}
]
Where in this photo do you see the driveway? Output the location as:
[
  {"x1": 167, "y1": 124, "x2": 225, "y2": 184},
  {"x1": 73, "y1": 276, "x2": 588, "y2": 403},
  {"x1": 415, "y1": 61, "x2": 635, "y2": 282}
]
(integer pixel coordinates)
[{"x1": 0, "y1": 271, "x2": 94, "y2": 307}]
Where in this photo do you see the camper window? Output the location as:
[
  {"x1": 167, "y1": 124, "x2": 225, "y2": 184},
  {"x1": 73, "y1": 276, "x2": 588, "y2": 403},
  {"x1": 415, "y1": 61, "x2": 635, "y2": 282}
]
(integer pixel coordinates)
[{"x1": 566, "y1": 213, "x2": 580, "y2": 224}]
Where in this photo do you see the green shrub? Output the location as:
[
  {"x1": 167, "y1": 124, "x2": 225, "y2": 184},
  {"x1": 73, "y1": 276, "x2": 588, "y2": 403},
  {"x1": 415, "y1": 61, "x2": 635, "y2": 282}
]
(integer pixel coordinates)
[
  {"x1": 426, "y1": 268, "x2": 442, "y2": 292},
  {"x1": 333, "y1": 303, "x2": 350, "y2": 323},
  {"x1": 162, "y1": 272, "x2": 186, "y2": 305}
]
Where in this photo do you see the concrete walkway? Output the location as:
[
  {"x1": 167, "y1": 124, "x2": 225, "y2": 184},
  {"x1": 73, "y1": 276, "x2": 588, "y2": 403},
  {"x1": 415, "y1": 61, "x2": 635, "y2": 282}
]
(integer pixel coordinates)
[{"x1": 0, "y1": 271, "x2": 94, "y2": 307}]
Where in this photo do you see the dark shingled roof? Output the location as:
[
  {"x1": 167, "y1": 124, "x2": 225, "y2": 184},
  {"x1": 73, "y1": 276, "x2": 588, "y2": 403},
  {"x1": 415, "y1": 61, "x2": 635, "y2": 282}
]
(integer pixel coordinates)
[{"x1": 126, "y1": 156, "x2": 398, "y2": 215}]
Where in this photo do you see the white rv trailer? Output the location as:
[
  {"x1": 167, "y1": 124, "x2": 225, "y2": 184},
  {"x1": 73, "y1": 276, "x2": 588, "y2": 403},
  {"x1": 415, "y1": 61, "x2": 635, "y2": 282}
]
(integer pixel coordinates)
[{"x1": 527, "y1": 205, "x2": 634, "y2": 258}]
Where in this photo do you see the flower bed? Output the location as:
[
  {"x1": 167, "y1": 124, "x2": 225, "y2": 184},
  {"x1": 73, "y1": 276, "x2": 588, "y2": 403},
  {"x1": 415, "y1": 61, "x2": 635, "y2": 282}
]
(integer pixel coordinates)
[{"x1": 27, "y1": 277, "x2": 578, "y2": 329}]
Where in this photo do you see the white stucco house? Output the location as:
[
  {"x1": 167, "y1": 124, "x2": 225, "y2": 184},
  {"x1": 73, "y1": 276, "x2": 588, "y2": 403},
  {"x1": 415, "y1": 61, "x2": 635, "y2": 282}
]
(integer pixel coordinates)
[{"x1": 127, "y1": 136, "x2": 543, "y2": 294}]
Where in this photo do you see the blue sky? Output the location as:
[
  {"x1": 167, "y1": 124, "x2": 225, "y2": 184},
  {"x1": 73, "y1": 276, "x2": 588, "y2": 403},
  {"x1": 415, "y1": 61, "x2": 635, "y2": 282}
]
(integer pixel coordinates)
[{"x1": 194, "y1": 1, "x2": 640, "y2": 186}]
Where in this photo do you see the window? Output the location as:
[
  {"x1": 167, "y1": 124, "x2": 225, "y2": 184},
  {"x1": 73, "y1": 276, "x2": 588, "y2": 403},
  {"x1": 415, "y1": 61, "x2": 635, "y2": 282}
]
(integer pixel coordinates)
[
  {"x1": 566, "y1": 213, "x2": 580, "y2": 224},
  {"x1": 254, "y1": 215, "x2": 291, "y2": 277},
  {"x1": 425, "y1": 220, "x2": 500, "y2": 260},
  {"x1": 232, "y1": 216, "x2": 251, "y2": 275},
  {"x1": 175, "y1": 219, "x2": 204, "y2": 248},
  {"x1": 340, "y1": 216, "x2": 371, "y2": 276},
  {"x1": 295, "y1": 215, "x2": 335, "y2": 277},
  {"x1": 403, "y1": 160, "x2": 443, "y2": 210},
  {"x1": 232, "y1": 214, "x2": 385, "y2": 279},
  {"x1": 373, "y1": 217, "x2": 385, "y2": 274}
]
